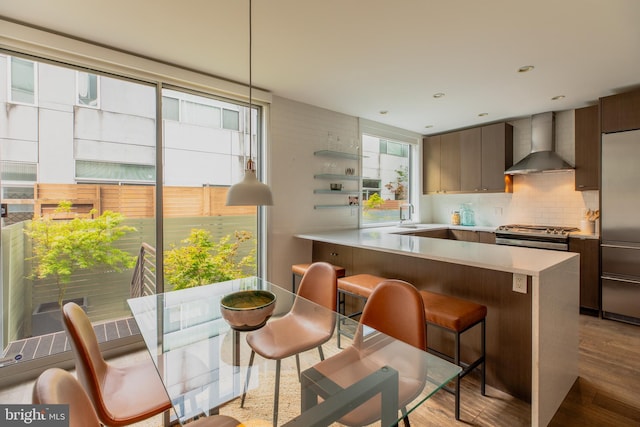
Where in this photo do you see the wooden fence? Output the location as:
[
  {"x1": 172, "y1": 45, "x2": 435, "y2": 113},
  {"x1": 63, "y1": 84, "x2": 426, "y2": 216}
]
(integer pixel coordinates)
[{"x1": 32, "y1": 183, "x2": 255, "y2": 219}]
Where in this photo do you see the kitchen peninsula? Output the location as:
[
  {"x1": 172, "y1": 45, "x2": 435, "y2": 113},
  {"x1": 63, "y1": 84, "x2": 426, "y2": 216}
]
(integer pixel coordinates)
[{"x1": 296, "y1": 225, "x2": 579, "y2": 427}]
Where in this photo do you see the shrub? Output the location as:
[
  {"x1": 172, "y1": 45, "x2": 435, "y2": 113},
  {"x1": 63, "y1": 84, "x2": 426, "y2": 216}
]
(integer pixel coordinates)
[
  {"x1": 24, "y1": 201, "x2": 137, "y2": 307},
  {"x1": 164, "y1": 228, "x2": 256, "y2": 290},
  {"x1": 364, "y1": 193, "x2": 385, "y2": 210}
]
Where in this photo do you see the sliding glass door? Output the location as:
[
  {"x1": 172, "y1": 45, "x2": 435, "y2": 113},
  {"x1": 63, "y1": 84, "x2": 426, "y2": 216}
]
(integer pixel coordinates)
[
  {"x1": 160, "y1": 87, "x2": 258, "y2": 292},
  {"x1": 0, "y1": 53, "x2": 262, "y2": 368},
  {"x1": 0, "y1": 54, "x2": 158, "y2": 349}
]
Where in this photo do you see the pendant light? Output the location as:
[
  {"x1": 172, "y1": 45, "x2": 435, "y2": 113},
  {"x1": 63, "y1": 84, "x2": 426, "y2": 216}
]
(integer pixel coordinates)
[{"x1": 226, "y1": 0, "x2": 273, "y2": 206}]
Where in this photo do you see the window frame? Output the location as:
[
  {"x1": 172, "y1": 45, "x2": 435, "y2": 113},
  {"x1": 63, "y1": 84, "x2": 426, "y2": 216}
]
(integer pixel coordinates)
[
  {"x1": 8, "y1": 56, "x2": 38, "y2": 106},
  {"x1": 358, "y1": 118, "x2": 421, "y2": 229},
  {"x1": 76, "y1": 70, "x2": 100, "y2": 108},
  {"x1": 360, "y1": 134, "x2": 415, "y2": 227}
]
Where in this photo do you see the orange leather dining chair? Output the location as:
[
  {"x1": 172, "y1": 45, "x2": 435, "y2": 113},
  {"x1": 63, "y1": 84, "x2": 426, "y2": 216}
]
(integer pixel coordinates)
[
  {"x1": 310, "y1": 279, "x2": 427, "y2": 427},
  {"x1": 241, "y1": 261, "x2": 338, "y2": 427},
  {"x1": 62, "y1": 301, "x2": 171, "y2": 426},
  {"x1": 33, "y1": 367, "x2": 241, "y2": 427}
]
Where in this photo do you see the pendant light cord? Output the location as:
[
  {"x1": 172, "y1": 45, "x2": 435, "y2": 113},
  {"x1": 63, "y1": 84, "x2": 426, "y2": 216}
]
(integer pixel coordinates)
[{"x1": 248, "y1": 0, "x2": 254, "y2": 170}]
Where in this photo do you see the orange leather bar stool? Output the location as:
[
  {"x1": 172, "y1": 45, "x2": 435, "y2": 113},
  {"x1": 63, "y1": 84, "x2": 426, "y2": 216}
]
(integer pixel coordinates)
[
  {"x1": 292, "y1": 262, "x2": 346, "y2": 293},
  {"x1": 419, "y1": 290, "x2": 487, "y2": 421},
  {"x1": 336, "y1": 274, "x2": 386, "y2": 347}
]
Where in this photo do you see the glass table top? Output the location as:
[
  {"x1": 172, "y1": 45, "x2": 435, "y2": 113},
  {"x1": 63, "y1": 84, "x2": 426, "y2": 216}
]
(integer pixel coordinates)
[{"x1": 128, "y1": 277, "x2": 461, "y2": 426}]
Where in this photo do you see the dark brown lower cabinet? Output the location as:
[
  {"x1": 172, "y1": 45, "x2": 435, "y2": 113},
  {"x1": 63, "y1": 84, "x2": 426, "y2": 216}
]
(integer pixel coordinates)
[
  {"x1": 312, "y1": 240, "x2": 533, "y2": 402},
  {"x1": 569, "y1": 237, "x2": 600, "y2": 315}
]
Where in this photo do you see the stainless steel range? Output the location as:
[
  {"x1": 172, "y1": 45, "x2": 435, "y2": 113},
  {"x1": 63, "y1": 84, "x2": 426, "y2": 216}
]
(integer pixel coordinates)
[{"x1": 495, "y1": 224, "x2": 579, "y2": 251}]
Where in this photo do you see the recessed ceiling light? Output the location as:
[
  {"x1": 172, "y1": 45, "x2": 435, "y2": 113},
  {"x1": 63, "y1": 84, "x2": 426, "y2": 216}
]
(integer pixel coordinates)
[
  {"x1": 551, "y1": 95, "x2": 566, "y2": 101},
  {"x1": 478, "y1": 112, "x2": 489, "y2": 117},
  {"x1": 379, "y1": 110, "x2": 388, "y2": 115},
  {"x1": 518, "y1": 65, "x2": 535, "y2": 73},
  {"x1": 433, "y1": 93, "x2": 445, "y2": 98},
  {"x1": 424, "y1": 125, "x2": 434, "y2": 129}
]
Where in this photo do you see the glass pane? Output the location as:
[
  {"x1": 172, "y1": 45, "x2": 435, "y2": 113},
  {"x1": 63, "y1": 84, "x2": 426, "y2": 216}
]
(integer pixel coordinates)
[
  {"x1": 77, "y1": 72, "x2": 99, "y2": 107},
  {"x1": 223, "y1": 108, "x2": 240, "y2": 131},
  {"x1": 0, "y1": 58, "x2": 157, "y2": 363},
  {"x1": 361, "y1": 134, "x2": 412, "y2": 226},
  {"x1": 10, "y1": 57, "x2": 35, "y2": 104},
  {"x1": 1, "y1": 161, "x2": 37, "y2": 181},
  {"x1": 76, "y1": 160, "x2": 155, "y2": 182},
  {"x1": 162, "y1": 96, "x2": 180, "y2": 121},
  {"x1": 162, "y1": 87, "x2": 258, "y2": 292},
  {"x1": 1, "y1": 185, "x2": 35, "y2": 199},
  {"x1": 182, "y1": 100, "x2": 221, "y2": 128}
]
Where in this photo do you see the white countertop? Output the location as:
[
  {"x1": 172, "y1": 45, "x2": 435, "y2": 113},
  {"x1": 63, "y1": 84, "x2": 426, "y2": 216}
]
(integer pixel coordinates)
[{"x1": 296, "y1": 225, "x2": 579, "y2": 276}]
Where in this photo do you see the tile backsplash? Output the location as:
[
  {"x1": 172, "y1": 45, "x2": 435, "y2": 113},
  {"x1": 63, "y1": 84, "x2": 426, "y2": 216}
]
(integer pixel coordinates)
[
  {"x1": 424, "y1": 171, "x2": 599, "y2": 228},
  {"x1": 506, "y1": 172, "x2": 598, "y2": 227}
]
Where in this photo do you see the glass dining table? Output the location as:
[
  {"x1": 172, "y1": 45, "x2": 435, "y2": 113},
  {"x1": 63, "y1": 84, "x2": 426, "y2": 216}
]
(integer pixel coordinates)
[{"x1": 127, "y1": 277, "x2": 461, "y2": 427}]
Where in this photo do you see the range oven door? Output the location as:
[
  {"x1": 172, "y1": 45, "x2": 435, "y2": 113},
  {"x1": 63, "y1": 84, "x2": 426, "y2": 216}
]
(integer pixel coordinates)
[{"x1": 495, "y1": 234, "x2": 569, "y2": 251}]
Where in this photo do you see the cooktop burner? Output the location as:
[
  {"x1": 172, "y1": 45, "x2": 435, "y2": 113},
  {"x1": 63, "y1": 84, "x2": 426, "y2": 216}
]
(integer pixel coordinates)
[{"x1": 497, "y1": 224, "x2": 580, "y2": 237}]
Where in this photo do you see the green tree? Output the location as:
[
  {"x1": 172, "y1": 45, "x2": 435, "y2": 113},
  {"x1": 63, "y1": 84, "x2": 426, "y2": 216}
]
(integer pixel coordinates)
[
  {"x1": 164, "y1": 228, "x2": 256, "y2": 290},
  {"x1": 25, "y1": 201, "x2": 137, "y2": 307},
  {"x1": 364, "y1": 193, "x2": 384, "y2": 210}
]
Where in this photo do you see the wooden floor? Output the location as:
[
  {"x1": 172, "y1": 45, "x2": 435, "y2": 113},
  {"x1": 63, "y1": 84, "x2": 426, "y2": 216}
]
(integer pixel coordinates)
[
  {"x1": 409, "y1": 314, "x2": 640, "y2": 426},
  {"x1": 1, "y1": 315, "x2": 639, "y2": 426}
]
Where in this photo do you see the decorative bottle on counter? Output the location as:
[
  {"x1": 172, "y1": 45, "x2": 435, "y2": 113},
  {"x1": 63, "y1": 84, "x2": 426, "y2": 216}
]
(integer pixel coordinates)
[
  {"x1": 460, "y1": 203, "x2": 475, "y2": 226},
  {"x1": 451, "y1": 211, "x2": 461, "y2": 225}
]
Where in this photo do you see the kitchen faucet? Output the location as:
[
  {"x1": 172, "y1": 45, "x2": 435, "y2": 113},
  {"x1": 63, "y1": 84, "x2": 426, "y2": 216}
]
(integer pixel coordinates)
[{"x1": 399, "y1": 203, "x2": 414, "y2": 223}]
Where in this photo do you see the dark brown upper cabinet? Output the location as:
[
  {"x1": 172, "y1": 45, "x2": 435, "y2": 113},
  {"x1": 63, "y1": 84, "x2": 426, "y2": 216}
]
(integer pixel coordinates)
[
  {"x1": 601, "y1": 88, "x2": 640, "y2": 133},
  {"x1": 423, "y1": 135, "x2": 441, "y2": 193},
  {"x1": 425, "y1": 122, "x2": 512, "y2": 194},
  {"x1": 440, "y1": 131, "x2": 461, "y2": 192},
  {"x1": 480, "y1": 122, "x2": 513, "y2": 192},
  {"x1": 574, "y1": 105, "x2": 600, "y2": 191}
]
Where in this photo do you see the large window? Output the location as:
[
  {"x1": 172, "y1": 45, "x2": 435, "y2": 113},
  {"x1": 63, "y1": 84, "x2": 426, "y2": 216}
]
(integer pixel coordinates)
[
  {"x1": 0, "y1": 54, "x2": 263, "y2": 369},
  {"x1": 361, "y1": 134, "x2": 414, "y2": 226}
]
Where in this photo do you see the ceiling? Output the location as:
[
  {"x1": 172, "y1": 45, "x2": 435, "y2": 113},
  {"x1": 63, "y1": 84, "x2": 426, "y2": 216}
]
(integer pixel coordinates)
[{"x1": 1, "y1": 0, "x2": 639, "y2": 135}]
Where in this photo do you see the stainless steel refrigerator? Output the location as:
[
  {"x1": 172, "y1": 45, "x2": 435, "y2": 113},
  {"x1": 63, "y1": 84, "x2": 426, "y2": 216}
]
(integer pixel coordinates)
[{"x1": 601, "y1": 129, "x2": 640, "y2": 325}]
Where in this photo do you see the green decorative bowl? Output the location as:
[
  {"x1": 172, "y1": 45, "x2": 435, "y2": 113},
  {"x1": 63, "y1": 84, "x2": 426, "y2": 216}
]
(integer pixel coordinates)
[{"x1": 220, "y1": 290, "x2": 277, "y2": 331}]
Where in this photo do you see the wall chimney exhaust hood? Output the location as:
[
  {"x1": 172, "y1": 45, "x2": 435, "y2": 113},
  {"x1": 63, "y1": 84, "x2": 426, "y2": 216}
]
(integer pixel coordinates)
[{"x1": 504, "y1": 112, "x2": 574, "y2": 175}]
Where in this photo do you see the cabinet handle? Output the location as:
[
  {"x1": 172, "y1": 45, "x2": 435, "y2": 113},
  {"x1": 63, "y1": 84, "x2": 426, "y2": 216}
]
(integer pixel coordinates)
[
  {"x1": 601, "y1": 244, "x2": 638, "y2": 250},
  {"x1": 330, "y1": 252, "x2": 339, "y2": 257}
]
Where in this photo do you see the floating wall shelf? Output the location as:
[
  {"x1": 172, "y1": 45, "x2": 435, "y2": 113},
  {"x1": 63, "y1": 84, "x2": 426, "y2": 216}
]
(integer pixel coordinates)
[
  {"x1": 314, "y1": 204, "x2": 359, "y2": 209},
  {"x1": 314, "y1": 189, "x2": 360, "y2": 195},
  {"x1": 314, "y1": 174, "x2": 361, "y2": 181},
  {"x1": 313, "y1": 150, "x2": 365, "y2": 160}
]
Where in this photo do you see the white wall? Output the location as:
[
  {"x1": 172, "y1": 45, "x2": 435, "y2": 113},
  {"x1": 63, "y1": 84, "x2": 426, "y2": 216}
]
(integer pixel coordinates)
[{"x1": 267, "y1": 96, "x2": 360, "y2": 286}]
